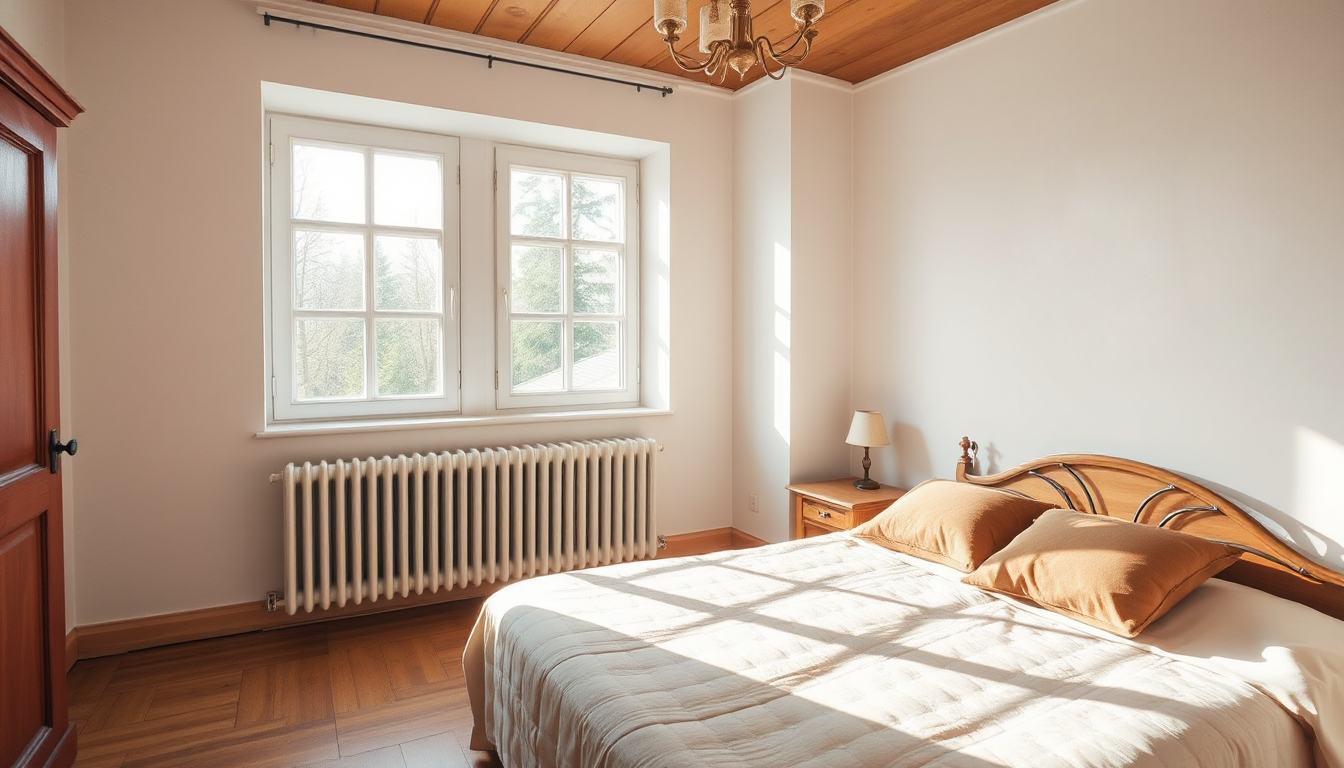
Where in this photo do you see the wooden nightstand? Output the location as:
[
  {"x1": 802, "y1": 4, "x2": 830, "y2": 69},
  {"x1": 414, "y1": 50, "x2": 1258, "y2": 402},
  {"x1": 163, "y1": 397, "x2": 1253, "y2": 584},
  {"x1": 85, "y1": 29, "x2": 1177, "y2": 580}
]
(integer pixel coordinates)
[{"x1": 787, "y1": 478, "x2": 906, "y2": 539}]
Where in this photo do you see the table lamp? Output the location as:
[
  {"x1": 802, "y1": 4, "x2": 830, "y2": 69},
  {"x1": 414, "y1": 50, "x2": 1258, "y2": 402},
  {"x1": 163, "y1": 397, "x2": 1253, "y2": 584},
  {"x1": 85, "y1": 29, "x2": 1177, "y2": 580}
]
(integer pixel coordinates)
[{"x1": 846, "y1": 410, "x2": 889, "y2": 490}]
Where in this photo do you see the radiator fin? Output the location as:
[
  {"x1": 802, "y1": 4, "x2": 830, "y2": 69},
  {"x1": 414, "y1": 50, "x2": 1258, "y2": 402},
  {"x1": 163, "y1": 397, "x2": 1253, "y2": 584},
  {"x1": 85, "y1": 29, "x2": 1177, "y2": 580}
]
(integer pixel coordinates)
[{"x1": 279, "y1": 437, "x2": 658, "y2": 615}]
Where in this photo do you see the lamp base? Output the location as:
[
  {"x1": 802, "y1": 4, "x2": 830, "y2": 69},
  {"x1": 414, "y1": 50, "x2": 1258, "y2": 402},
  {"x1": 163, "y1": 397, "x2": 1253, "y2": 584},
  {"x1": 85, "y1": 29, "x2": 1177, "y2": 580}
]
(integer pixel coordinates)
[{"x1": 854, "y1": 446, "x2": 881, "y2": 490}]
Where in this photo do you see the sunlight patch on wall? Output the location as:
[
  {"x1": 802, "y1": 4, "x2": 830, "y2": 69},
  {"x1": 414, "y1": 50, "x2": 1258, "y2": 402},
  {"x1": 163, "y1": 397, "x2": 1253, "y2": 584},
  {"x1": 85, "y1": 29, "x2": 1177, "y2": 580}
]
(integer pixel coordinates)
[
  {"x1": 1292, "y1": 426, "x2": 1344, "y2": 558},
  {"x1": 656, "y1": 199, "x2": 672, "y2": 407},
  {"x1": 774, "y1": 243, "x2": 791, "y2": 442}
]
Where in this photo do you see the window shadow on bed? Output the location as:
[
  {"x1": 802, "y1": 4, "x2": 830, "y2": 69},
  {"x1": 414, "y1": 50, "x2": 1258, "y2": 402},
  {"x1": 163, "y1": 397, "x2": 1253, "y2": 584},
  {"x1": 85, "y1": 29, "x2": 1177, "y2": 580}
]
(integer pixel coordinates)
[
  {"x1": 489, "y1": 606, "x2": 1020, "y2": 766},
  {"x1": 562, "y1": 567, "x2": 1184, "y2": 710},
  {"x1": 485, "y1": 595, "x2": 1236, "y2": 768}
]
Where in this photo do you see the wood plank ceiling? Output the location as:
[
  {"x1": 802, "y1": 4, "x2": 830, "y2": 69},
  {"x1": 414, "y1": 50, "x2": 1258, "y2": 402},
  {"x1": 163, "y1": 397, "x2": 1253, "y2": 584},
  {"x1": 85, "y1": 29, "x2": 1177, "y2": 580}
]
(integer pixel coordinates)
[{"x1": 306, "y1": 0, "x2": 1061, "y2": 89}]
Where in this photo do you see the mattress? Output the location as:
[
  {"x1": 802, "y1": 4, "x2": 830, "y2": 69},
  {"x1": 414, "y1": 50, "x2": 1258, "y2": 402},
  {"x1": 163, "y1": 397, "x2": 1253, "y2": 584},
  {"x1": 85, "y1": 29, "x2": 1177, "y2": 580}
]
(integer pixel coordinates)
[{"x1": 464, "y1": 534, "x2": 1333, "y2": 768}]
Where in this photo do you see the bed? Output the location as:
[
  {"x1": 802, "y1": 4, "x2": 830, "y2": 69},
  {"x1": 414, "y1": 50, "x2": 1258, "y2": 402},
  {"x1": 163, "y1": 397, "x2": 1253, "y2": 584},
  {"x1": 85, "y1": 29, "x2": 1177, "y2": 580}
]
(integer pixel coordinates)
[{"x1": 464, "y1": 440, "x2": 1344, "y2": 767}]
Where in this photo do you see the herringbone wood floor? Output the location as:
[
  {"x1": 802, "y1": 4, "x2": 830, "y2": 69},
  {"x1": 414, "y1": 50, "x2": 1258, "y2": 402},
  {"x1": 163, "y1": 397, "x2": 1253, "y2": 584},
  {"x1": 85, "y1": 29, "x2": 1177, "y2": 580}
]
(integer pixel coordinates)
[{"x1": 67, "y1": 598, "x2": 503, "y2": 768}]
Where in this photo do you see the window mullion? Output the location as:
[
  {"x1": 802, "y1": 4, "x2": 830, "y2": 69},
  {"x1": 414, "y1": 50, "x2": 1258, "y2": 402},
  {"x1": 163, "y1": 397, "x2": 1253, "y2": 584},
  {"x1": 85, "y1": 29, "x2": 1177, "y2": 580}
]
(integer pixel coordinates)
[
  {"x1": 365, "y1": 146, "x2": 376, "y2": 403},
  {"x1": 562, "y1": 173, "x2": 573, "y2": 393},
  {"x1": 368, "y1": 222, "x2": 443, "y2": 238}
]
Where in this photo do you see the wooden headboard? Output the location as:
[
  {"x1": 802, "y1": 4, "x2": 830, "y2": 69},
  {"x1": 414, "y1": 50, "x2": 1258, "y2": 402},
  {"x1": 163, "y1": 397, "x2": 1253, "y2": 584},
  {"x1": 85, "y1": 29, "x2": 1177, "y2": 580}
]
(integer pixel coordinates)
[{"x1": 954, "y1": 437, "x2": 1344, "y2": 621}]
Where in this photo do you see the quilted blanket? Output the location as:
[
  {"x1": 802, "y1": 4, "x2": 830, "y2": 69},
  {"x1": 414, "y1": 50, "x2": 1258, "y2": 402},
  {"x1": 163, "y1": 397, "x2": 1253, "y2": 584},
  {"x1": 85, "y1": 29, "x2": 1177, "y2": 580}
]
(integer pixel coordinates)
[{"x1": 464, "y1": 535, "x2": 1312, "y2": 767}]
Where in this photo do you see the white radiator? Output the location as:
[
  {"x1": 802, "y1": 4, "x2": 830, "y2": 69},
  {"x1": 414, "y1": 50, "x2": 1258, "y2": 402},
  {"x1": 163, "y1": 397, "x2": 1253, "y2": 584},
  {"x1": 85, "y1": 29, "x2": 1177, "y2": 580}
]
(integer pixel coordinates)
[{"x1": 274, "y1": 437, "x2": 658, "y2": 615}]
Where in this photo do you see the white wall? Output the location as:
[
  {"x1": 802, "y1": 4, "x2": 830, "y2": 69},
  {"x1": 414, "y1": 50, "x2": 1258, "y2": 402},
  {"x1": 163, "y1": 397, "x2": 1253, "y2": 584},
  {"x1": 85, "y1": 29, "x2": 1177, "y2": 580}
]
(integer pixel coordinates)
[
  {"x1": 64, "y1": 0, "x2": 735, "y2": 625},
  {"x1": 732, "y1": 78, "x2": 792, "y2": 542},
  {"x1": 63, "y1": 0, "x2": 1344, "y2": 625},
  {"x1": 788, "y1": 75, "x2": 853, "y2": 486},
  {"x1": 0, "y1": 0, "x2": 63, "y2": 77},
  {"x1": 732, "y1": 72, "x2": 853, "y2": 544},
  {"x1": 852, "y1": 0, "x2": 1344, "y2": 567}
]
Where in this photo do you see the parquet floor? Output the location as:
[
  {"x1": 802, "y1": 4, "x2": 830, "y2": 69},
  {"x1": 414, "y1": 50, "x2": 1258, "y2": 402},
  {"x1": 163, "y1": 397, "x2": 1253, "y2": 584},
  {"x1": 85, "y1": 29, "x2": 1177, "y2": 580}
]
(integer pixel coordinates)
[{"x1": 66, "y1": 599, "x2": 503, "y2": 768}]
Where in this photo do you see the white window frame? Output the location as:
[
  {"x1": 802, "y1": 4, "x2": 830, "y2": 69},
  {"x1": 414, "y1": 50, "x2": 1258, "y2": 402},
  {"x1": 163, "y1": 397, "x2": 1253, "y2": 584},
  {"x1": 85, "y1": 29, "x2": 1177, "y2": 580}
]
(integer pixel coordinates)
[
  {"x1": 494, "y1": 146, "x2": 640, "y2": 410},
  {"x1": 266, "y1": 114, "x2": 461, "y2": 423}
]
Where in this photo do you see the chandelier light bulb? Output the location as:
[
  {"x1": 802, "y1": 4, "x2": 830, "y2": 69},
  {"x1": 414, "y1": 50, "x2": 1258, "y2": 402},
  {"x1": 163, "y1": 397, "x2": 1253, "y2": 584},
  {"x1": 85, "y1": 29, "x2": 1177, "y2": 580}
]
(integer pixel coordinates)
[
  {"x1": 790, "y1": 0, "x2": 824, "y2": 24},
  {"x1": 653, "y1": 0, "x2": 688, "y2": 36},
  {"x1": 699, "y1": 0, "x2": 731, "y2": 54}
]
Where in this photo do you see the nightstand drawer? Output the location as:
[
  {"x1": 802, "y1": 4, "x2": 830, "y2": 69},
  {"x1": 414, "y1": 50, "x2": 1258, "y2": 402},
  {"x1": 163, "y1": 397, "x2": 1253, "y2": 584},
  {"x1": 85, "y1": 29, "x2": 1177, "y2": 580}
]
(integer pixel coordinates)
[
  {"x1": 801, "y1": 500, "x2": 851, "y2": 529},
  {"x1": 787, "y1": 479, "x2": 905, "y2": 540},
  {"x1": 799, "y1": 520, "x2": 838, "y2": 538}
]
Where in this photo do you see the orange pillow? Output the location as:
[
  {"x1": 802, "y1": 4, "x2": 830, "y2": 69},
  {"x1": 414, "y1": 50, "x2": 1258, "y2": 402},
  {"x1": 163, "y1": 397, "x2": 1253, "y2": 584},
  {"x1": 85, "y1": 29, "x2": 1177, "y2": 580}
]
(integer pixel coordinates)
[
  {"x1": 851, "y1": 480, "x2": 1057, "y2": 572},
  {"x1": 962, "y1": 508, "x2": 1242, "y2": 637}
]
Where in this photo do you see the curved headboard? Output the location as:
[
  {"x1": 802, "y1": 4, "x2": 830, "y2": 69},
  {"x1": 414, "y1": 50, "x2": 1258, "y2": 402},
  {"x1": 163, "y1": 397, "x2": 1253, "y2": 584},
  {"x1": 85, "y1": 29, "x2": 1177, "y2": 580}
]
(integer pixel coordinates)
[{"x1": 954, "y1": 437, "x2": 1344, "y2": 621}]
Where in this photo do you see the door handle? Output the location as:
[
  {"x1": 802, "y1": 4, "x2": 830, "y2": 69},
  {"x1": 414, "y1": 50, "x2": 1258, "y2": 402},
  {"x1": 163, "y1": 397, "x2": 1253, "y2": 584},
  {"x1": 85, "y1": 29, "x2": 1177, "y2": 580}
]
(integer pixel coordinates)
[{"x1": 49, "y1": 429, "x2": 77, "y2": 474}]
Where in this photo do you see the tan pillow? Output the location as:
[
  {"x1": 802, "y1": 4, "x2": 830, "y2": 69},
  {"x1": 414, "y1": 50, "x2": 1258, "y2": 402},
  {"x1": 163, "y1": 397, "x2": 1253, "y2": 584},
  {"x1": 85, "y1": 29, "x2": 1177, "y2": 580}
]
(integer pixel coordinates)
[
  {"x1": 852, "y1": 480, "x2": 1058, "y2": 572},
  {"x1": 962, "y1": 508, "x2": 1242, "y2": 637}
]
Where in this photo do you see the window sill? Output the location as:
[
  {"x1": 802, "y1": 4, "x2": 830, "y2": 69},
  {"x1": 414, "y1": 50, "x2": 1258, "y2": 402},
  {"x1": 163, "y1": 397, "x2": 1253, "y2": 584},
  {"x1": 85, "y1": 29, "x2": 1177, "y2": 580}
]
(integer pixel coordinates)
[{"x1": 256, "y1": 406, "x2": 674, "y2": 439}]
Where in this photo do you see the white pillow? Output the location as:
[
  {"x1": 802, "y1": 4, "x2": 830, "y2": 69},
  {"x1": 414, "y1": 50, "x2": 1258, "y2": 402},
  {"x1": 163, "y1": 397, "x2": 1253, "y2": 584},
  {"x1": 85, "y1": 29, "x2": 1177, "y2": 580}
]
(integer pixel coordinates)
[{"x1": 1126, "y1": 578, "x2": 1344, "y2": 768}]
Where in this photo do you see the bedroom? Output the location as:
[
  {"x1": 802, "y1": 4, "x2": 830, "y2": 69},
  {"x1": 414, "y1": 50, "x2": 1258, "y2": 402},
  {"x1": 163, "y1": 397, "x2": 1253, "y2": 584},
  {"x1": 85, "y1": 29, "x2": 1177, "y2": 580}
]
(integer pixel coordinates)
[{"x1": 0, "y1": 0, "x2": 1340, "y2": 765}]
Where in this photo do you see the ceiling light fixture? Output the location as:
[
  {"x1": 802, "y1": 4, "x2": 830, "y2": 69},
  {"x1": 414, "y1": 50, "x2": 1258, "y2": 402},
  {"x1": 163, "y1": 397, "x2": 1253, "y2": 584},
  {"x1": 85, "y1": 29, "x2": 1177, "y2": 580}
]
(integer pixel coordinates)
[{"x1": 652, "y1": 0, "x2": 824, "y2": 83}]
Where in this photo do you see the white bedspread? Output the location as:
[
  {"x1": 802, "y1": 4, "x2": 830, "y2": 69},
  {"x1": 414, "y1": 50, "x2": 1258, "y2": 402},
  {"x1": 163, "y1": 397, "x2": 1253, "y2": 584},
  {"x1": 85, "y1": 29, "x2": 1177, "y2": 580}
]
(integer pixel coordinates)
[{"x1": 464, "y1": 534, "x2": 1328, "y2": 768}]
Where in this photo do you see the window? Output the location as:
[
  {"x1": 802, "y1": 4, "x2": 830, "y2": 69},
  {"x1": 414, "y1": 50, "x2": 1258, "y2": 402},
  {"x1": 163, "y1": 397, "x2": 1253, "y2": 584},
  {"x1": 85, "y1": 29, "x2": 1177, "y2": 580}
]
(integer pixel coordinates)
[
  {"x1": 265, "y1": 105, "x2": 653, "y2": 428},
  {"x1": 268, "y1": 115, "x2": 460, "y2": 421},
  {"x1": 495, "y1": 147, "x2": 639, "y2": 409}
]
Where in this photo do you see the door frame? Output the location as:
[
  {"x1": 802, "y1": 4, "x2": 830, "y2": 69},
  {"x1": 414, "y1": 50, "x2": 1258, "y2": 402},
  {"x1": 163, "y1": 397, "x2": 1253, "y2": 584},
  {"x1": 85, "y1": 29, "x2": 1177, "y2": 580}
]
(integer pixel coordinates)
[{"x1": 0, "y1": 23, "x2": 82, "y2": 768}]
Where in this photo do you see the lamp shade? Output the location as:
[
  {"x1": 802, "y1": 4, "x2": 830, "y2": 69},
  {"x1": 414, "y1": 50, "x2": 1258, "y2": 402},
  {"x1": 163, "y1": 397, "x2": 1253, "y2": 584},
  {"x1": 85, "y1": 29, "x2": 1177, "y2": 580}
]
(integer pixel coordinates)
[
  {"x1": 791, "y1": 0, "x2": 825, "y2": 24},
  {"x1": 698, "y1": 0, "x2": 731, "y2": 54},
  {"x1": 653, "y1": 0, "x2": 687, "y2": 34},
  {"x1": 845, "y1": 410, "x2": 889, "y2": 448}
]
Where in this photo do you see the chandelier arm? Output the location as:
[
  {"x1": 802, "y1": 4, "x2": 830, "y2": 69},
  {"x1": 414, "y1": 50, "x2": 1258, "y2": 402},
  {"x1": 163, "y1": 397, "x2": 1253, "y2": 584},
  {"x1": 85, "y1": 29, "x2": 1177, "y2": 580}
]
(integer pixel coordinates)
[
  {"x1": 761, "y1": 21, "x2": 813, "y2": 60},
  {"x1": 703, "y1": 41, "x2": 730, "y2": 79},
  {"x1": 755, "y1": 37, "x2": 790, "y2": 80},
  {"x1": 664, "y1": 37, "x2": 715, "y2": 73},
  {"x1": 757, "y1": 26, "x2": 816, "y2": 69}
]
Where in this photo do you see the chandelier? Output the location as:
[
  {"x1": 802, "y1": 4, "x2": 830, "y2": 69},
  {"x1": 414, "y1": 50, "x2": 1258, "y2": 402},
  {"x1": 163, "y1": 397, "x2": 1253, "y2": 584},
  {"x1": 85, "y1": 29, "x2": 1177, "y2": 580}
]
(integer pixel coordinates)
[{"x1": 652, "y1": 0, "x2": 825, "y2": 83}]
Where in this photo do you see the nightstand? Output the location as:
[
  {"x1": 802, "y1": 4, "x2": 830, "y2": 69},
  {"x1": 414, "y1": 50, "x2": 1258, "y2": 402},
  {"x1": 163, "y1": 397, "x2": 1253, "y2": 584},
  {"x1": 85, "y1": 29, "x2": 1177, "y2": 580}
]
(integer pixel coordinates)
[{"x1": 786, "y1": 478, "x2": 906, "y2": 539}]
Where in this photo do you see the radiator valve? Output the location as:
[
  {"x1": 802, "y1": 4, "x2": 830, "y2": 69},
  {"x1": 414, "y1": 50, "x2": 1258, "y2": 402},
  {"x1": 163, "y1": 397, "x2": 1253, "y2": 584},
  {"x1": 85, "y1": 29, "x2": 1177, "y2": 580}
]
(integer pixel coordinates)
[
  {"x1": 656, "y1": 535, "x2": 667, "y2": 550},
  {"x1": 265, "y1": 591, "x2": 282, "y2": 612}
]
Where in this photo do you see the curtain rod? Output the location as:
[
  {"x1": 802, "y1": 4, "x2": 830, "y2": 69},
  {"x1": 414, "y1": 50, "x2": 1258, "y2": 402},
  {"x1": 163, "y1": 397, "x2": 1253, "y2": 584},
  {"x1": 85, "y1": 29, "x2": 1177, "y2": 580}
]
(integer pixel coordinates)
[{"x1": 262, "y1": 13, "x2": 675, "y2": 98}]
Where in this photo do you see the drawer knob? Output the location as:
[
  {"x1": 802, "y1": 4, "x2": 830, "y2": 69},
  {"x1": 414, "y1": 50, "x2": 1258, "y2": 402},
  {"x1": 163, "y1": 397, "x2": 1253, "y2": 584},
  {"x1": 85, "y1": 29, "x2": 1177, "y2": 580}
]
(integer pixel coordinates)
[{"x1": 817, "y1": 509, "x2": 831, "y2": 518}]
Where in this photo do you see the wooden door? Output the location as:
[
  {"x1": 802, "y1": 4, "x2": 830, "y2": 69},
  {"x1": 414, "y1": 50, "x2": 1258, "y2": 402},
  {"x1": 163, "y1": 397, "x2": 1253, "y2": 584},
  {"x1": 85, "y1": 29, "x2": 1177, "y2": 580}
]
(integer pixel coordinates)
[{"x1": 0, "y1": 26, "x2": 81, "y2": 768}]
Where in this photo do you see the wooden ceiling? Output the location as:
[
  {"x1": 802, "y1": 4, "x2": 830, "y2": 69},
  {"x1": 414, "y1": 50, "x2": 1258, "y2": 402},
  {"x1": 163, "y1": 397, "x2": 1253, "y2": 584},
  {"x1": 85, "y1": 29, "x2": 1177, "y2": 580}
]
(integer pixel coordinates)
[{"x1": 307, "y1": 0, "x2": 1060, "y2": 89}]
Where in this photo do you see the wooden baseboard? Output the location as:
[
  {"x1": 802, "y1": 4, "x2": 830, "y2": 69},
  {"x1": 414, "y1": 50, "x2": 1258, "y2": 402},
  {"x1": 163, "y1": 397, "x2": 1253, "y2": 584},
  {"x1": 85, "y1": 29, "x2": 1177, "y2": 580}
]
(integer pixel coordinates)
[
  {"x1": 73, "y1": 526, "x2": 772, "y2": 660},
  {"x1": 730, "y1": 528, "x2": 768, "y2": 549},
  {"x1": 65, "y1": 628, "x2": 77, "y2": 672},
  {"x1": 661, "y1": 527, "x2": 770, "y2": 557},
  {"x1": 76, "y1": 581, "x2": 508, "y2": 660},
  {"x1": 660, "y1": 527, "x2": 733, "y2": 558}
]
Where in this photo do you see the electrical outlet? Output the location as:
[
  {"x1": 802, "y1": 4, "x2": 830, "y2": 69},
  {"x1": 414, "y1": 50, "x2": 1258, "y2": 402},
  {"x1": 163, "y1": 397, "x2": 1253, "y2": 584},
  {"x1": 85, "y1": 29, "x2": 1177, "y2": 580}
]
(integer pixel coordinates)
[{"x1": 749, "y1": 494, "x2": 759, "y2": 512}]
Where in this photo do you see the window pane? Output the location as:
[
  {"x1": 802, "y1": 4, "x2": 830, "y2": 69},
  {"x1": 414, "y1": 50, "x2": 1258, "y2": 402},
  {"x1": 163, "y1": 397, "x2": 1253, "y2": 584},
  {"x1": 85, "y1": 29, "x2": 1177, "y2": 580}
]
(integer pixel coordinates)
[
  {"x1": 512, "y1": 320, "x2": 562, "y2": 392},
  {"x1": 294, "y1": 230, "x2": 365, "y2": 311},
  {"x1": 376, "y1": 319, "x2": 440, "y2": 397},
  {"x1": 571, "y1": 176, "x2": 621, "y2": 243},
  {"x1": 511, "y1": 169, "x2": 564, "y2": 238},
  {"x1": 295, "y1": 318, "x2": 365, "y2": 400},
  {"x1": 573, "y1": 249, "x2": 619, "y2": 315},
  {"x1": 293, "y1": 143, "x2": 365, "y2": 224},
  {"x1": 573, "y1": 321, "x2": 619, "y2": 390},
  {"x1": 375, "y1": 236, "x2": 441, "y2": 311},
  {"x1": 511, "y1": 245, "x2": 563, "y2": 313},
  {"x1": 374, "y1": 152, "x2": 442, "y2": 228}
]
